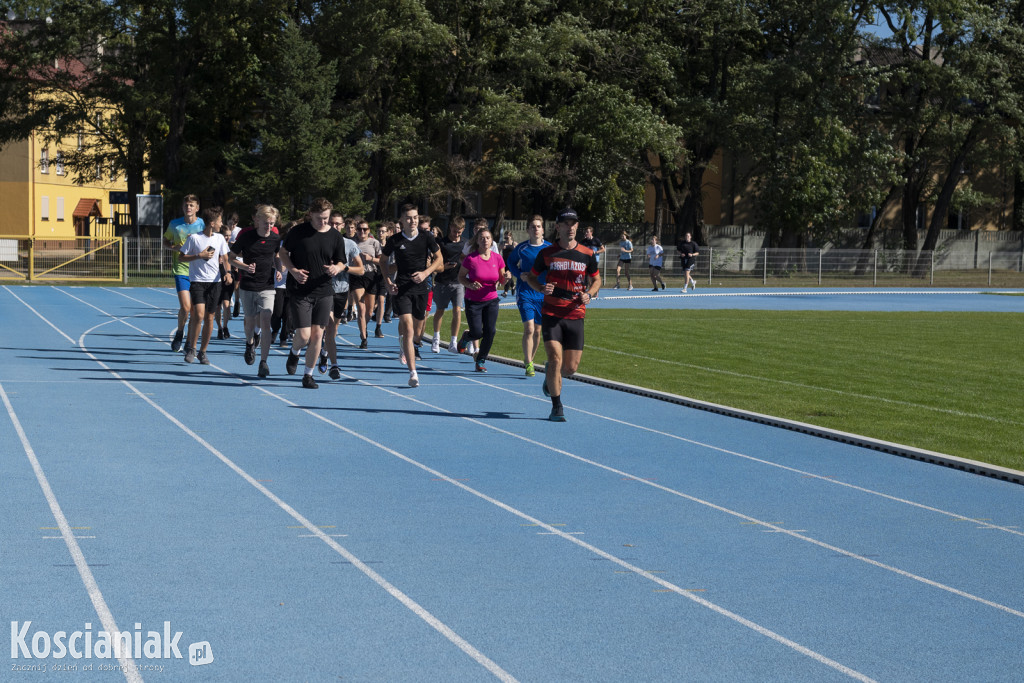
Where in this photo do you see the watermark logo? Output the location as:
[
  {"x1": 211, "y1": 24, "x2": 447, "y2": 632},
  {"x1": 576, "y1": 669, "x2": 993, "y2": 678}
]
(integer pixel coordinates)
[
  {"x1": 188, "y1": 641, "x2": 213, "y2": 666},
  {"x1": 10, "y1": 621, "x2": 209, "y2": 667}
]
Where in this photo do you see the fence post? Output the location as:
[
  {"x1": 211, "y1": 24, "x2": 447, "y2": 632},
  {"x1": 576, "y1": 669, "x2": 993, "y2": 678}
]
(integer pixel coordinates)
[
  {"x1": 930, "y1": 251, "x2": 934, "y2": 286},
  {"x1": 873, "y1": 249, "x2": 877, "y2": 286},
  {"x1": 763, "y1": 248, "x2": 767, "y2": 285},
  {"x1": 123, "y1": 239, "x2": 128, "y2": 284},
  {"x1": 708, "y1": 246, "x2": 713, "y2": 285},
  {"x1": 28, "y1": 238, "x2": 34, "y2": 281},
  {"x1": 988, "y1": 251, "x2": 992, "y2": 287},
  {"x1": 818, "y1": 249, "x2": 822, "y2": 286}
]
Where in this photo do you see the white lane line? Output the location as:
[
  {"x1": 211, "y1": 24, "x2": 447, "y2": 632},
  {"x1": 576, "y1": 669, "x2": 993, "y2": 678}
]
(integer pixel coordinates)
[
  {"x1": 104, "y1": 285, "x2": 1024, "y2": 537},
  {"x1": 344, "y1": 369, "x2": 1024, "y2": 622},
  {"x1": 447, "y1": 370, "x2": 1024, "y2": 538},
  {"x1": 0, "y1": 382, "x2": 143, "y2": 683},
  {"x1": 81, "y1": 289, "x2": 875, "y2": 681},
  {"x1": 55, "y1": 291, "x2": 517, "y2": 682},
  {"x1": 3, "y1": 285, "x2": 78, "y2": 344}
]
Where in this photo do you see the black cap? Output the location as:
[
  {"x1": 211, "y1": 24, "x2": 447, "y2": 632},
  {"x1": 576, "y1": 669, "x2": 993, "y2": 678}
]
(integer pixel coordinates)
[{"x1": 556, "y1": 208, "x2": 579, "y2": 224}]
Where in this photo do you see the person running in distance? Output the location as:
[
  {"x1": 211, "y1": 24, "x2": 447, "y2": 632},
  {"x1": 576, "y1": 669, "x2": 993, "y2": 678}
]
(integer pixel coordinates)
[
  {"x1": 523, "y1": 208, "x2": 600, "y2": 422},
  {"x1": 179, "y1": 207, "x2": 230, "y2": 365},
  {"x1": 456, "y1": 227, "x2": 509, "y2": 372},
  {"x1": 381, "y1": 203, "x2": 442, "y2": 387},
  {"x1": 349, "y1": 218, "x2": 383, "y2": 349},
  {"x1": 215, "y1": 217, "x2": 236, "y2": 339},
  {"x1": 278, "y1": 198, "x2": 351, "y2": 389},
  {"x1": 430, "y1": 216, "x2": 466, "y2": 354},
  {"x1": 322, "y1": 219, "x2": 364, "y2": 380},
  {"x1": 647, "y1": 235, "x2": 666, "y2": 290},
  {"x1": 162, "y1": 194, "x2": 205, "y2": 352},
  {"x1": 501, "y1": 231, "x2": 517, "y2": 297},
  {"x1": 615, "y1": 230, "x2": 634, "y2": 290},
  {"x1": 228, "y1": 204, "x2": 281, "y2": 378},
  {"x1": 506, "y1": 215, "x2": 550, "y2": 377},
  {"x1": 677, "y1": 231, "x2": 700, "y2": 292}
]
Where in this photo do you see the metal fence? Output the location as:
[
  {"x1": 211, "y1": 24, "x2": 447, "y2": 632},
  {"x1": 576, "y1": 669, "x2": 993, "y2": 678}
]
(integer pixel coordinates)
[
  {"x1": 117, "y1": 237, "x2": 1024, "y2": 288},
  {"x1": 0, "y1": 236, "x2": 123, "y2": 282},
  {"x1": 597, "y1": 245, "x2": 1024, "y2": 288}
]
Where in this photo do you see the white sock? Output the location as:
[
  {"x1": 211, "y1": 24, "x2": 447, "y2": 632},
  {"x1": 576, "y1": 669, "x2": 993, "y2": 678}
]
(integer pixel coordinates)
[{"x1": 304, "y1": 367, "x2": 313, "y2": 376}]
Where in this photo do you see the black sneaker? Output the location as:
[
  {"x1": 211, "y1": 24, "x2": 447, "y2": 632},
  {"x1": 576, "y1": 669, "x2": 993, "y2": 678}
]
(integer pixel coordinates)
[
  {"x1": 286, "y1": 351, "x2": 300, "y2": 375},
  {"x1": 329, "y1": 366, "x2": 341, "y2": 380},
  {"x1": 184, "y1": 347, "x2": 196, "y2": 363},
  {"x1": 244, "y1": 340, "x2": 256, "y2": 365},
  {"x1": 258, "y1": 360, "x2": 270, "y2": 378},
  {"x1": 414, "y1": 345, "x2": 422, "y2": 360},
  {"x1": 317, "y1": 352, "x2": 329, "y2": 374},
  {"x1": 197, "y1": 350, "x2": 210, "y2": 365},
  {"x1": 383, "y1": 314, "x2": 392, "y2": 323},
  {"x1": 548, "y1": 405, "x2": 566, "y2": 422},
  {"x1": 302, "y1": 374, "x2": 318, "y2": 389},
  {"x1": 359, "y1": 338, "x2": 368, "y2": 349},
  {"x1": 374, "y1": 326, "x2": 385, "y2": 338},
  {"x1": 542, "y1": 380, "x2": 550, "y2": 397},
  {"x1": 223, "y1": 327, "x2": 231, "y2": 339},
  {"x1": 171, "y1": 329, "x2": 184, "y2": 352},
  {"x1": 216, "y1": 328, "x2": 224, "y2": 340}
]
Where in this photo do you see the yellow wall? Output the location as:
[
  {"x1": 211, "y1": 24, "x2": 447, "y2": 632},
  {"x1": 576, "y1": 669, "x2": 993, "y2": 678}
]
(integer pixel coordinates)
[{"x1": 0, "y1": 130, "x2": 130, "y2": 238}]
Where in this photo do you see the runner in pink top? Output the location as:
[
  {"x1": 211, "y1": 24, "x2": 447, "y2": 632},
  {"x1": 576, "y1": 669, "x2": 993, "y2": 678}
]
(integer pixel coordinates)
[{"x1": 457, "y1": 228, "x2": 509, "y2": 372}]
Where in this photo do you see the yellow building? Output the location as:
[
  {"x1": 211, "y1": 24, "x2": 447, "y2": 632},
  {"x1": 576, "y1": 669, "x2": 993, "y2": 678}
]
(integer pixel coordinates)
[{"x1": 0, "y1": 127, "x2": 131, "y2": 239}]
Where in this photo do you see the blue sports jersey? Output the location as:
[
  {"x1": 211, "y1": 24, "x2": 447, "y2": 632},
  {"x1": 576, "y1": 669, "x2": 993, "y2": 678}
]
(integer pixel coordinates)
[{"x1": 508, "y1": 239, "x2": 550, "y2": 301}]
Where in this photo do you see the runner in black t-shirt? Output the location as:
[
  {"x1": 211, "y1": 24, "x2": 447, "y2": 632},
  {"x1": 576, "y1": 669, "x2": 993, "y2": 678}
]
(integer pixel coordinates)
[
  {"x1": 381, "y1": 203, "x2": 442, "y2": 387},
  {"x1": 228, "y1": 205, "x2": 281, "y2": 377},
  {"x1": 430, "y1": 216, "x2": 467, "y2": 353},
  {"x1": 279, "y1": 197, "x2": 350, "y2": 389},
  {"x1": 676, "y1": 231, "x2": 700, "y2": 292}
]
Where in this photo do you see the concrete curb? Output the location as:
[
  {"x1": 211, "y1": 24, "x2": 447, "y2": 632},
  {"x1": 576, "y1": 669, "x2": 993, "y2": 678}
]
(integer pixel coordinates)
[{"x1": 489, "y1": 354, "x2": 1024, "y2": 486}]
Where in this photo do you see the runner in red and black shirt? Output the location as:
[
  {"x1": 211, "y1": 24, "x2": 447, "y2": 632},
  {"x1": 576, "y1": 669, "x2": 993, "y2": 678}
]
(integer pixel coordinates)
[{"x1": 524, "y1": 208, "x2": 601, "y2": 422}]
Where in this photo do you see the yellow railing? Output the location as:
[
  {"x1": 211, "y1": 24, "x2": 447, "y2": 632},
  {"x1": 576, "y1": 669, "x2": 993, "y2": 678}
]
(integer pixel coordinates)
[{"x1": 0, "y1": 236, "x2": 123, "y2": 282}]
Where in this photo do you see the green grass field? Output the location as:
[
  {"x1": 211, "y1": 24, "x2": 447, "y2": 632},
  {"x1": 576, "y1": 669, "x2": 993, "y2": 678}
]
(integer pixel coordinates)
[{"x1": 489, "y1": 308, "x2": 1024, "y2": 472}]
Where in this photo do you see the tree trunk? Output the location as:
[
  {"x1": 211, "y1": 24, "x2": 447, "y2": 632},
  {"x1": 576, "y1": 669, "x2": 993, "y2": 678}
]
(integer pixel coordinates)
[{"x1": 1014, "y1": 167, "x2": 1024, "y2": 231}]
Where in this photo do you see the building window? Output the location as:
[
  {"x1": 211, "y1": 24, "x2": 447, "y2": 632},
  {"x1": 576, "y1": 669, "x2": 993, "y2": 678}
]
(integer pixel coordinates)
[
  {"x1": 77, "y1": 131, "x2": 84, "y2": 150},
  {"x1": 56, "y1": 197, "x2": 65, "y2": 221},
  {"x1": 55, "y1": 151, "x2": 64, "y2": 176},
  {"x1": 41, "y1": 197, "x2": 50, "y2": 221},
  {"x1": 40, "y1": 149, "x2": 49, "y2": 174}
]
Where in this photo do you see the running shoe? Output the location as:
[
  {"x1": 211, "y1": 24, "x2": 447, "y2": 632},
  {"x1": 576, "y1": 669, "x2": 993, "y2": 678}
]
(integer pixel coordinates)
[
  {"x1": 408, "y1": 371, "x2": 419, "y2": 388},
  {"x1": 278, "y1": 336, "x2": 288, "y2": 347},
  {"x1": 628, "y1": 285, "x2": 634, "y2": 291},
  {"x1": 258, "y1": 360, "x2": 270, "y2": 378},
  {"x1": 217, "y1": 328, "x2": 225, "y2": 340},
  {"x1": 548, "y1": 405, "x2": 566, "y2": 422},
  {"x1": 223, "y1": 328, "x2": 231, "y2": 339},
  {"x1": 525, "y1": 363, "x2": 535, "y2": 377},
  {"x1": 431, "y1": 336, "x2": 441, "y2": 353},
  {"x1": 286, "y1": 351, "x2": 300, "y2": 375},
  {"x1": 184, "y1": 348, "x2": 196, "y2": 364},
  {"x1": 467, "y1": 341, "x2": 477, "y2": 356},
  {"x1": 374, "y1": 325, "x2": 385, "y2": 338},
  {"x1": 359, "y1": 338, "x2": 368, "y2": 349},
  {"x1": 448, "y1": 339, "x2": 458, "y2": 354},
  {"x1": 383, "y1": 314, "x2": 392, "y2": 323},
  {"x1": 690, "y1": 282, "x2": 696, "y2": 290},
  {"x1": 317, "y1": 352, "x2": 329, "y2": 374},
  {"x1": 244, "y1": 340, "x2": 256, "y2": 365},
  {"x1": 651, "y1": 287, "x2": 658, "y2": 291},
  {"x1": 542, "y1": 380, "x2": 550, "y2": 397},
  {"x1": 171, "y1": 329, "x2": 184, "y2": 352},
  {"x1": 197, "y1": 350, "x2": 210, "y2": 365},
  {"x1": 475, "y1": 360, "x2": 487, "y2": 372},
  {"x1": 329, "y1": 366, "x2": 341, "y2": 380},
  {"x1": 253, "y1": 331, "x2": 260, "y2": 347},
  {"x1": 613, "y1": 283, "x2": 620, "y2": 289},
  {"x1": 302, "y1": 374, "x2": 319, "y2": 389},
  {"x1": 414, "y1": 345, "x2": 422, "y2": 360},
  {"x1": 457, "y1": 333, "x2": 469, "y2": 354}
]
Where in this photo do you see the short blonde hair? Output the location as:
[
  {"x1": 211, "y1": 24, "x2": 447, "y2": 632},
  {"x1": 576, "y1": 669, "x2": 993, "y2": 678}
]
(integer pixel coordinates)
[{"x1": 255, "y1": 204, "x2": 279, "y2": 224}]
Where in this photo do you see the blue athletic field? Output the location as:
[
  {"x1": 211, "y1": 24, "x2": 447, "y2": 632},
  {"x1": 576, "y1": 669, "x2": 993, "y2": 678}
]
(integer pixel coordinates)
[{"x1": 2, "y1": 285, "x2": 1023, "y2": 682}]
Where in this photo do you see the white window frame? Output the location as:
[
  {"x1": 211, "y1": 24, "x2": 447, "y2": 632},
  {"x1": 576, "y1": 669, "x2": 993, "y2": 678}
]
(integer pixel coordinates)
[
  {"x1": 55, "y1": 151, "x2": 65, "y2": 176},
  {"x1": 40, "y1": 149, "x2": 49, "y2": 174}
]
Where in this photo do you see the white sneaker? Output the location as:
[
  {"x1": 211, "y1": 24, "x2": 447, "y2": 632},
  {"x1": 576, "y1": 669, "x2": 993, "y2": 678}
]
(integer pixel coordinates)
[
  {"x1": 468, "y1": 341, "x2": 477, "y2": 356},
  {"x1": 431, "y1": 336, "x2": 441, "y2": 353},
  {"x1": 690, "y1": 282, "x2": 696, "y2": 290},
  {"x1": 628, "y1": 285, "x2": 634, "y2": 290},
  {"x1": 448, "y1": 339, "x2": 458, "y2": 354},
  {"x1": 681, "y1": 287, "x2": 688, "y2": 292},
  {"x1": 408, "y1": 371, "x2": 419, "y2": 388}
]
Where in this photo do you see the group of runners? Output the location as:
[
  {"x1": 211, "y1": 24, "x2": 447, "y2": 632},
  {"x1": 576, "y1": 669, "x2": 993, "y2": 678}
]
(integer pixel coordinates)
[{"x1": 162, "y1": 197, "x2": 602, "y2": 422}]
